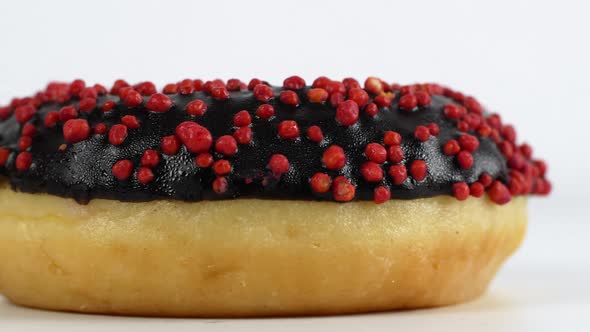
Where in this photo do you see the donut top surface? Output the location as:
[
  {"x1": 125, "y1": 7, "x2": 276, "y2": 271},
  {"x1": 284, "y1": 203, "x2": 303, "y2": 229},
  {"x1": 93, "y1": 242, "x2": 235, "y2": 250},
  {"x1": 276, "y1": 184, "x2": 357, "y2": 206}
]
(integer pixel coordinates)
[{"x1": 0, "y1": 77, "x2": 551, "y2": 204}]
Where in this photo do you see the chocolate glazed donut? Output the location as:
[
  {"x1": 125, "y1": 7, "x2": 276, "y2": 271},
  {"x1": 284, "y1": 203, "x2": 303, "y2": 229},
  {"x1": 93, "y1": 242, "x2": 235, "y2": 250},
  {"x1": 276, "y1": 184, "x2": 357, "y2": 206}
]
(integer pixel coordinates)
[
  {"x1": 0, "y1": 77, "x2": 550, "y2": 204},
  {"x1": 0, "y1": 77, "x2": 550, "y2": 317}
]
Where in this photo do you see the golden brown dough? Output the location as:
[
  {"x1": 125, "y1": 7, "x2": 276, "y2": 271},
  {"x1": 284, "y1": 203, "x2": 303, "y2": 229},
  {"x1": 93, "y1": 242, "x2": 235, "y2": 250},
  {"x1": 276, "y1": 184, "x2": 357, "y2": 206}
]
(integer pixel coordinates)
[{"x1": 0, "y1": 183, "x2": 526, "y2": 317}]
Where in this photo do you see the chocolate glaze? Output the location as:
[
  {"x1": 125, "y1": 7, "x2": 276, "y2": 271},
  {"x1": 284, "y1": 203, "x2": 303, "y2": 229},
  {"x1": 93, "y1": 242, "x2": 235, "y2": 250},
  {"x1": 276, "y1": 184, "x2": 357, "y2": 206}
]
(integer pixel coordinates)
[{"x1": 0, "y1": 85, "x2": 510, "y2": 203}]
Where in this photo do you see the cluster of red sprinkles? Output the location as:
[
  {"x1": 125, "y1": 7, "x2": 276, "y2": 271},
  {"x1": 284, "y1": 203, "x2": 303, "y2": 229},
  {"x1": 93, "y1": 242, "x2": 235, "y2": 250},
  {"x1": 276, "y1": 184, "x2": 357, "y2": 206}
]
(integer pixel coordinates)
[{"x1": 0, "y1": 76, "x2": 551, "y2": 205}]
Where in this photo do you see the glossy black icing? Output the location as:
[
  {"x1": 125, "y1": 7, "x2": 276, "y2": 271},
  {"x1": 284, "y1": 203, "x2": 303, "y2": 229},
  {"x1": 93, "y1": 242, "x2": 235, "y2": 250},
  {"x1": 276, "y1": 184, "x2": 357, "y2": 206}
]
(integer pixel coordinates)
[{"x1": 0, "y1": 87, "x2": 508, "y2": 203}]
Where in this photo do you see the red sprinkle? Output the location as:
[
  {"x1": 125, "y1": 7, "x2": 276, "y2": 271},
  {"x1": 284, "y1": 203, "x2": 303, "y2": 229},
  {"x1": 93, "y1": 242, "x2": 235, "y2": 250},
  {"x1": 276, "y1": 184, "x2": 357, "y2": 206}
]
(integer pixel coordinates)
[
  {"x1": 268, "y1": 154, "x2": 290, "y2": 175},
  {"x1": 256, "y1": 104, "x2": 275, "y2": 119},
  {"x1": 470, "y1": 182, "x2": 485, "y2": 197},
  {"x1": 388, "y1": 164, "x2": 407, "y2": 185},
  {"x1": 193, "y1": 79, "x2": 205, "y2": 91},
  {"x1": 443, "y1": 139, "x2": 461, "y2": 155},
  {"x1": 325, "y1": 81, "x2": 346, "y2": 95},
  {"x1": 213, "y1": 177, "x2": 228, "y2": 194},
  {"x1": 348, "y1": 88, "x2": 369, "y2": 107},
  {"x1": 364, "y1": 77, "x2": 384, "y2": 95},
  {"x1": 360, "y1": 161, "x2": 384, "y2": 182},
  {"x1": 215, "y1": 135, "x2": 238, "y2": 156},
  {"x1": 195, "y1": 153, "x2": 214, "y2": 168},
  {"x1": 399, "y1": 85, "x2": 415, "y2": 95},
  {"x1": 307, "y1": 126, "x2": 324, "y2": 143},
  {"x1": 332, "y1": 176, "x2": 356, "y2": 202},
  {"x1": 112, "y1": 159, "x2": 134, "y2": 180},
  {"x1": 59, "y1": 106, "x2": 78, "y2": 122},
  {"x1": 463, "y1": 113, "x2": 482, "y2": 129},
  {"x1": 398, "y1": 94, "x2": 417, "y2": 111},
  {"x1": 21, "y1": 123, "x2": 37, "y2": 136},
  {"x1": 69, "y1": 79, "x2": 86, "y2": 96},
  {"x1": 283, "y1": 76, "x2": 306, "y2": 90},
  {"x1": 374, "y1": 94, "x2": 392, "y2": 107},
  {"x1": 18, "y1": 136, "x2": 32, "y2": 150},
  {"x1": 178, "y1": 79, "x2": 195, "y2": 95},
  {"x1": 137, "y1": 167, "x2": 154, "y2": 184},
  {"x1": 121, "y1": 115, "x2": 140, "y2": 129},
  {"x1": 101, "y1": 100, "x2": 115, "y2": 112},
  {"x1": 336, "y1": 100, "x2": 359, "y2": 126},
  {"x1": 452, "y1": 182, "x2": 470, "y2": 200},
  {"x1": 457, "y1": 121, "x2": 470, "y2": 132},
  {"x1": 94, "y1": 123, "x2": 107, "y2": 134},
  {"x1": 78, "y1": 98, "x2": 97, "y2": 112},
  {"x1": 365, "y1": 143, "x2": 387, "y2": 164},
  {"x1": 457, "y1": 151, "x2": 474, "y2": 169},
  {"x1": 0, "y1": 148, "x2": 10, "y2": 166},
  {"x1": 443, "y1": 104, "x2": 465, "y2": 119},
  {"x1": 175, "y1": 121, "x2": 213, "y2": 153},
  {"x1": 0, "y1": 107, "x2": 11, "y2": 120},
  {"x1": 233, "y1": 127, "x2": 253, "y2": 145},
  {"x1": 322, "y1": 145, "x2": 346, "y2": 170},
  {"x1": 186, "y1": 99, "x2": 207, "y2": 116},
  {"x1": 15, "y1": 105, "x2": 36, "y2": 124},
  {"x1": 161, "y1": 135, "x2": 181, "y2": 155},
  {"x1": 278, "y1": 120, "x2": 300, "y2": 139},
  {"x1": 213, "y1": 159, "x2": 232, "y2": 175},
  {"x1": 477, "y1": 124, "x2": 492, "y2": 137},
  {"x1": 464, "y1": 96, "x2": 483, "y2": 114},
  {"x1": 374, "y1": 186, "x2": 391, "y2": 204},
  {"x1": 123, "y1": 90, "x2": 143, "y2": 107},
  {"x1": 488, "y1": 181, "x2": 512, "y2": 205},
  {"x1": 329, "y1": 92, "x2": 345, "y2": 107},
  {"x1": 310, "y1": 172, "x2": 332, "y2": 193},
  {"x1": 205, "y1": 79, "x2": 226, "y2": 93},
  {"x1": 134, "y1": 82, "x2": 157, "y2": 96},
  {"x1": 365, "y1": 102, "x2": 379, "y2": 116},
  {"x1": 162, "y1": 83, "x2": 178, "y2": 94},
  {"x1": 486, "y1": 112, "x2": 503, "y2": 127},
  {"x1": 509, "y1": 171, "x2": 525, "y2": 195},
  {"x1": 508, "y1": 152, "x2": 526, "y2": 171},
  {"x1": 279, "y1": 90, "x2": 300, "y2": 106},
  {"x1": 253, "y1": 84, "x2": 274, "y2": 102},
  {"x1": 307, "y1": 88, "x2": 329, "y2": 103},
  {"x1": 427, "y1": 123, "x2": 440, "y2": 136},
  {"x1": 414, "y1": 125, "x2": 431, "y2": 142},
  {"x1": 63, "y1": 119, "x2": 91, "y2": 144},
  {"x1": 44, "y1": 111, "x2": 60, "y2": 128},
  {"x1": 108, "y1": 124, "x2": 128, "y2": 146},
  {"x1": 233, "y1": 110, "x2": 252, "y2": 127},
  {"x1": 146, "y1": 93, "x2": 172, "y2": 112},
  {"x1": 535, "y1": 178, "x2": 552, "y2": 195},
  {"x1": 535, "y1": 160, "x2": 547, "y2": 176},
  {"x1": 480, "y1": 173, "x2": 493, "y2": 187},
  {"x1": 248, "y1": 78, "x2": 262, "y2": 90},
  {"x1": 15, "y1": 151, "x2": 32, "y2": 171},
  {"x1": 458, "y1": 134, "x2": 480, "y2": 152},
  {"x1": 502, "y1": 125, "x2": 517, "y2": 143},
  {"x1": 387, "y1": 145, "x2": 404, "y2": 163},
  {"x1": 226, "y1": 79, "x2": 244, "y2": 91},
  {"x1": 384, "y1": 131, "x2": 402, "y2": 146},
  {"x1": 110, "y1": 79, "x2": 129, "y2": 95},
  {"x1": 342, "y1": 78, "x2": 361, "y2": 90},
  {"x1": 415, "y1": 91, "x2": 431, "y2": 106},
  {"x1": 410, "y1": 160, "x2": 428, "y2": 181},
  {"x1": 520, "y1": 144, "x2": 533, "y2": 159},
  {"x1": 141, "y1": 149, "x2": 160, "y2": 168},
  {"x1": 210, "y1": 86, "x2": 230, "y2": 100}
]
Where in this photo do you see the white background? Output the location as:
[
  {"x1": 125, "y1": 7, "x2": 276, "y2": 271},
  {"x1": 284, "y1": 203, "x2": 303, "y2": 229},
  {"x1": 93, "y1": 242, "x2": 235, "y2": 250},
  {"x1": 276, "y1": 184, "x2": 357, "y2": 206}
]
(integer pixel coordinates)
[{"x1": 0, "y1": 0, "x2": 588, "y2": 331}]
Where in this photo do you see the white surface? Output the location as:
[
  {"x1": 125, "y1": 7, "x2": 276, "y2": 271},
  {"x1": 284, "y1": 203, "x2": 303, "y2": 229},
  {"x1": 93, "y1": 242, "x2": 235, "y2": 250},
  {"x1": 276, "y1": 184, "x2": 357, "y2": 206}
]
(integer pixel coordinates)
[{"x1": 1, "y1": 0, "x2": 589, "y2": 330}]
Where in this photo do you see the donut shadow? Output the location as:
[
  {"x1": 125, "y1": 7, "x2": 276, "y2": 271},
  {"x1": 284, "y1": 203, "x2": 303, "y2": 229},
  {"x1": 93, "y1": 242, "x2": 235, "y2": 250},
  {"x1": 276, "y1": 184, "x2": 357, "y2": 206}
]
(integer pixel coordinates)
[{"x1": 0, "y1": 289, "x2": 517, "y2": 321}]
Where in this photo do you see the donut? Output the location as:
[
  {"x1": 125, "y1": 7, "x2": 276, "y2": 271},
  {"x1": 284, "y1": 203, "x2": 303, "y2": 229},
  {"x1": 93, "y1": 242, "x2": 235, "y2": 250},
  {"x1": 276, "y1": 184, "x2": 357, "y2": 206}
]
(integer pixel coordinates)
[{"x1": 0, "y1": 77, "x2": 551, "y2": 316}]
